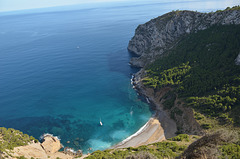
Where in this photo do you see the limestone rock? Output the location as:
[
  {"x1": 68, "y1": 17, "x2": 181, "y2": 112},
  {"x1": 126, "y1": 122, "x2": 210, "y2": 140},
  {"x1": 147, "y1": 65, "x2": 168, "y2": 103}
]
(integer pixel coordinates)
[
  {"x1": 12, "y1": 143, "x2": 48, "y2": 159},
  {"x1": 41, "y1": 136, "x2": 62, "y2": 154}
]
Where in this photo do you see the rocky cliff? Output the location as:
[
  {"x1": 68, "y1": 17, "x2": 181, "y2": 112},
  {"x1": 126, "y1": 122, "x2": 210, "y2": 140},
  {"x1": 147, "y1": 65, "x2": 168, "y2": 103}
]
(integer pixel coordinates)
[{"x1": 128, "y1": 8, "x2": 240, "y2": 67}]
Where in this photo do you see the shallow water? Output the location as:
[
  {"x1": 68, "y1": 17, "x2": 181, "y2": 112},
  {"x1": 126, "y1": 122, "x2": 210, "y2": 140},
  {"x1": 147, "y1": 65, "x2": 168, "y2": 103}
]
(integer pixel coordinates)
[{"x1": 0, "y1": 0, "x2": 238, "y2": 153}]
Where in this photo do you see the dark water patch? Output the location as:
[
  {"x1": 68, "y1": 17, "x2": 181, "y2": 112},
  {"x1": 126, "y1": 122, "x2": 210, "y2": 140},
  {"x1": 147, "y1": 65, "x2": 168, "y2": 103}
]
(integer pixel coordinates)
[{"x1": 108, "y1": 49, "x2": 140, "y2": 78}]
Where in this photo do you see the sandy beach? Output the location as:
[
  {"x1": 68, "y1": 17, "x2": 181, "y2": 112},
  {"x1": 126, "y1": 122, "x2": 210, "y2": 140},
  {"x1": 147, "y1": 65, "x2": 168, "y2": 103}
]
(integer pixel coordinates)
[{"x1": 112, "y1": 117, "x2": 165, "y2": 149}]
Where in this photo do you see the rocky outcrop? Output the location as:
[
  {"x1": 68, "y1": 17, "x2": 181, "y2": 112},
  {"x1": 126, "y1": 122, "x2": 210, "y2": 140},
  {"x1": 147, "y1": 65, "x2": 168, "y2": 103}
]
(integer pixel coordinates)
[
  {"x1": 128, "y1": 9, "x2": 240, "y2": 67},
  {"x1": 10, "y1": 135, "x2": 74, "y2": 159},
  {"x1": 41, "y1": 136, "x2": 62, "y2": 154}
]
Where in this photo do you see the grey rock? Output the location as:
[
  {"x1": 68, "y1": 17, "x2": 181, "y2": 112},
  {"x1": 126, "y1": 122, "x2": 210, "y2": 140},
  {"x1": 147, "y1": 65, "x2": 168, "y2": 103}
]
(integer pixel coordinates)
[{"x1": 128, "y1": 9, "x2": 240, "y2": 67}]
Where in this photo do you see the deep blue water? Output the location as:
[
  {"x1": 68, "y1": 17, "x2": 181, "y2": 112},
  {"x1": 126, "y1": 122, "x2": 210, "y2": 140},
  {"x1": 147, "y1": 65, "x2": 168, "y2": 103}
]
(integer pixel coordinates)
[{"x1": 0, "y1": 0, "x2": 238, "y2": 153}]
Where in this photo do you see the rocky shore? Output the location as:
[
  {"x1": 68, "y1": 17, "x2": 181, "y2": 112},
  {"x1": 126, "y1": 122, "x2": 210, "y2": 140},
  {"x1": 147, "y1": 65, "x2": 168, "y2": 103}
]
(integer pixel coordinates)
[{"x1": 5, "y1": 134, "x2": 82, "y2": 159}]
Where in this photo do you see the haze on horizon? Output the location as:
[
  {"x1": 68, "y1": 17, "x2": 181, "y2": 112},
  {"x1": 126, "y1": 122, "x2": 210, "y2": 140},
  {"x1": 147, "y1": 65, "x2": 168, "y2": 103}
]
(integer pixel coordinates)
[
  {"x1": 0, "y1": 0, "x2": 130, "y2": 12},
  {"x1": 1, "y1": 0, "x2": 239, "y2": 13},
  {"x1": 2, "y1": 0, "x2": 232, "y2": 13}
]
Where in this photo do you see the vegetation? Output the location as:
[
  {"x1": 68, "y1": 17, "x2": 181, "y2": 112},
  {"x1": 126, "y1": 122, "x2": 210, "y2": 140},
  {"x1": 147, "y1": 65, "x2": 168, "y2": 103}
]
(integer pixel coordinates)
[
  {"x1": 85, "y1": 132, "x2": 240, "y2": 159},
  {"x1": 143, "y1": 62, "x2": 191, "y2": 89},
  {"x1": 220, "y1": 143, "x2": 240, "y2": 159},
  {"x1": 17, "y1": 156, "x2": 28, "y2": 159},
  {"x1": 216, "y1": 5, "x2": 240, "y2": 12},
  {"x1": 169, "y1": 134, "x2": 189, "y2": 142},
  {"x1": 85, "y1": 134, "x2": 195, "y2": 159},
  {"x1": 0, "y1": 127, "x2": 38, "y2": 152},
  {"x1": 143, "y1": 24, "x2": 240, "y2": 126}
]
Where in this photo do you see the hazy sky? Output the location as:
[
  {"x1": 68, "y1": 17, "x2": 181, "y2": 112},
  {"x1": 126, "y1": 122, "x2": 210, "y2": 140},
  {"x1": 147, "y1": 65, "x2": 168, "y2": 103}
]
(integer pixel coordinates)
[{"x1": 0, "y1": 0, "x2": 128, "y2": 12}]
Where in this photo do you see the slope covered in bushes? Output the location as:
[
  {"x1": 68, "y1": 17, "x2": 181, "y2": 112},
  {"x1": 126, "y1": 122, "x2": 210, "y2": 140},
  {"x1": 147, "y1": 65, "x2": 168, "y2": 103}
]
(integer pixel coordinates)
[
  {"x1": 143, "y1": 24, "x2": 240, "y2": 126},
  {"x1": 0, "y1": 127, "x2": 38, "y2": 152}
]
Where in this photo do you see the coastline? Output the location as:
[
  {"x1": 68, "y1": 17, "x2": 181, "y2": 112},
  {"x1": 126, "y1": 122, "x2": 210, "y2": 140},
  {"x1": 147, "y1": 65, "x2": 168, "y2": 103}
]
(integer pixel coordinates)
[{"x1": 111, "y1": 70, "x2": 177, "y2": 149}]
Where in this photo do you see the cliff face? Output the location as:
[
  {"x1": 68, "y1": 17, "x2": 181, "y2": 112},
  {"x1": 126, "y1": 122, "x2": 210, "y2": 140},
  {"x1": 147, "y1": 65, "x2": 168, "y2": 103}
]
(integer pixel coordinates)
[{"x1": 128, "y1": 9, "x2": 240, "y2": 67}]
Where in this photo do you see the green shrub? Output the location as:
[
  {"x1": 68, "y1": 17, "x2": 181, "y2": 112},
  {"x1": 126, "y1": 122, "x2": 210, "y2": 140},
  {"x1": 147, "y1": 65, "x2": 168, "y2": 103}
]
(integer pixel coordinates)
[
  {"x1": 0, "y1": 127, "x2": 38, "y2": 152},
  {"x1": 169, "y1": 134, "x2": 190, "y2": 142},
  {"x1": 201, "y1": 123, "x2": 212, "y2": 129},
  {"x1": 220, "y1": 143, "x2": 240, "y2": 158}
]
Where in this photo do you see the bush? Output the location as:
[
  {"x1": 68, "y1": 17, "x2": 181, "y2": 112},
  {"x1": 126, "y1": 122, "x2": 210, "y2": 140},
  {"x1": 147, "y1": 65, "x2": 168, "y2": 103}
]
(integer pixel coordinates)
[
  {"x1": 201, "y1": 123, "x2": 212, "y2": 129},
  {"x1": 220, "y1": 143, "x2": 240, "y2": 159},
  {"x1": 169, "y1": 134, "x2": 190, "y2": 142},
  {"x1": 0, "y1": 127, "x2": 38, "y2": 152}
]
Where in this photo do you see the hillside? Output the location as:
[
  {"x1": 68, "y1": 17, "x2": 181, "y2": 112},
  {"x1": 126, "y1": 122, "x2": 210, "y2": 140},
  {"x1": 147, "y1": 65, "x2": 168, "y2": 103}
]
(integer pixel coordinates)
[{"x1": 142, "y1": 24, "x2": 240, "y2": 129}]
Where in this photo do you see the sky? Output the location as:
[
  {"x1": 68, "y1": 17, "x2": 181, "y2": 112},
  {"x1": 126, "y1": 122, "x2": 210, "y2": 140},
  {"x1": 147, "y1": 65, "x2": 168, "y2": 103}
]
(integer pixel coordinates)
[{"x1": 0, "y1": 0, "x2": 128, "y2": 12}]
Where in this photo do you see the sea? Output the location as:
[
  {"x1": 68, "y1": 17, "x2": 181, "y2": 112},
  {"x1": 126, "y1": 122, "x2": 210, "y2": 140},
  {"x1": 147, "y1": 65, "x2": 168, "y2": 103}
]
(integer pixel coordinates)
[{"x1": 0, "y1": 0, "x2": 238, "y2": 153}]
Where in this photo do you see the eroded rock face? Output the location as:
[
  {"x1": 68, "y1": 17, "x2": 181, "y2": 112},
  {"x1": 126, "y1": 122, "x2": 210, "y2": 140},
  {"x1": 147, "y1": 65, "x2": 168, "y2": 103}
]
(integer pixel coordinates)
[
  {"x1": 128, "y1": 9, "x2": 240, "y2": 67},
  {"x1": 41, "y1": 136, "x2": 62, "y2": 154}
]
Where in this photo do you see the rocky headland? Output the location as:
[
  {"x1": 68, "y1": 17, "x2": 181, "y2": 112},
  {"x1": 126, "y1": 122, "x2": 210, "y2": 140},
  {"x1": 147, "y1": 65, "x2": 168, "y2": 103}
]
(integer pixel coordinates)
[
  {"x1": 108, "y1": 7, "x2": 240, "y2": 154},
  {"x1": 128, "y1": 8, "x2": 240, "y2": 67}
]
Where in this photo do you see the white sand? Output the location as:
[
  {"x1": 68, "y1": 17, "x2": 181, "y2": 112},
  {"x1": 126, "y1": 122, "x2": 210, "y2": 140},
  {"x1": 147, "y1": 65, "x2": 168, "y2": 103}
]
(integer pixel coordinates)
[{"x1": 111, "y1": 118, "x2": 165, "y2": 149}]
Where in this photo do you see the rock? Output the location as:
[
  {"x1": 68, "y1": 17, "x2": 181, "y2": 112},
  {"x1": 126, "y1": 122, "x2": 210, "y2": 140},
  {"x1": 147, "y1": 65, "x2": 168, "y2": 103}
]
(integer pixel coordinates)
[
  {"x1": 11, "y1": 137, "x2": 73, "y2": 159},
  {"x1": 41, "y1": 136, "x2": 62, "y2": 154},
  {"x1": 128, "y1": 9, "x2": 240, "y2": 66},
  {"x1": 12, "y1": 143, "x2": 48, "y2": 159}
]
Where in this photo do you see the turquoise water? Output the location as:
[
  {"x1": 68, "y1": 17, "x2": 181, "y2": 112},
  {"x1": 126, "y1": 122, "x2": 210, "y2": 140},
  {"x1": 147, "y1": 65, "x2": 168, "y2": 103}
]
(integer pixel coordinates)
[{"x1": 0, "y1": 0, "x2": 238, "y2": 153}]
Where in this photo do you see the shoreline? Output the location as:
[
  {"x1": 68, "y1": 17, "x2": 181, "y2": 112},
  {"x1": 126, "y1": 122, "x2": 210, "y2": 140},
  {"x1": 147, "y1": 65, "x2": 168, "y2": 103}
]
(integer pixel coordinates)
[
  {"x1": 111, "y1": 117, "x2": 165, "y2": 149},
  {"x1": 111, "y1": 71, "x2": 177, "y2": 149}
]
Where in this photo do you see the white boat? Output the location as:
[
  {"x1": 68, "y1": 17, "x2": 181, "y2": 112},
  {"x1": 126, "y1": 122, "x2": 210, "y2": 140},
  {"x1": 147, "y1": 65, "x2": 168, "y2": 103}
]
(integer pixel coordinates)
[
  {"x1": 100, "y1": 118, "x2": 103, "y2": 126},
  {"x1": 130, "y1": 106, "x2": 133, "y2": 116}
]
